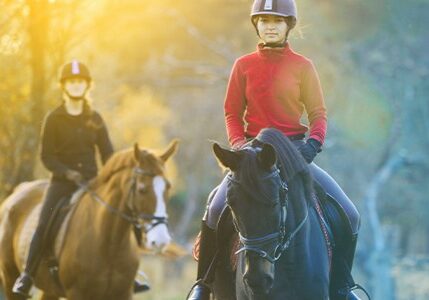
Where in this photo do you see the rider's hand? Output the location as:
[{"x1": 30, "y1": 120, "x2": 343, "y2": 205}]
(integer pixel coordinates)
[
  {"x1": 298, "y1": 138, "x2": 322, "y2": 164},
  {"x1": 65, "y1": 169, "x2": 83, "y2": 184}
]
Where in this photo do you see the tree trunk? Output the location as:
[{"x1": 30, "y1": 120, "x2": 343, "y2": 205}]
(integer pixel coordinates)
[
  {"x1": 174, "y1": 174, "x2": 201, "y2": 242},
  {"x1": 365, "y1": 152, "x2": 406, "y2": 300},
  {"x1": 14, "y1": 0, "x2": 49, "y2": 184}
]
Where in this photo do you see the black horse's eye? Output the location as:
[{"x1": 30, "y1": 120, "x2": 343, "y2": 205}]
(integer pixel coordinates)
[
  {"x1": 226, "y1": 194, "x2": 234, "y2": 205},
  {"x1": 226, "y1": 190, "x2": 238, "y2": 206}
]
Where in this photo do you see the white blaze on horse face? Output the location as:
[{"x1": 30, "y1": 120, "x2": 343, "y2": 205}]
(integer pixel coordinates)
[{"x1": 145, "y1": 175, "x2": 171, "y2": 250}]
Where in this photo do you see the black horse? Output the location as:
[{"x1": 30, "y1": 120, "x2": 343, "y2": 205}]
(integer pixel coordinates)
[{"x1": 211, "y1": 128, "x2": 330, "y2": 300}]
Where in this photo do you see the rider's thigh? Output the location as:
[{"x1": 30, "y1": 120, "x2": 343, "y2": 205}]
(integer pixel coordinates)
[
  {"x1": 308, "y1": 163, "x2": 360, "y2": 234},
  {"x1": 205, "y1": 175, "x2": 229, "y2": 230}
]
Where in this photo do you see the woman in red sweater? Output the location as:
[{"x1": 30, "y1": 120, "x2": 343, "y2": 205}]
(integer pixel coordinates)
[{"x1": 187, "y1": 1, "x2": 362, "y2": 299}]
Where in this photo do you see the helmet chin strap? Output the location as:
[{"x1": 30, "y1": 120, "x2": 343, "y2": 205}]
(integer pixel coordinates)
[
  {"x1": 255, "y1": 24, "x2": 292, "y2": 48},
  {"x1": 63, "y1": 88, "x2": 89, "y2": 102}
]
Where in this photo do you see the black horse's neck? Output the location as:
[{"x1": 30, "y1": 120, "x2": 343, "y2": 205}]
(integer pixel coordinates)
[{"x1": 283, "y1": 173, "x2": 311, "y2": 239}]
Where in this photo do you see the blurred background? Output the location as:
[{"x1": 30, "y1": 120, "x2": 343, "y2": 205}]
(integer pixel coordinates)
[{"x1": 1, "y1": 0, "x2": 428, "y2": 299}]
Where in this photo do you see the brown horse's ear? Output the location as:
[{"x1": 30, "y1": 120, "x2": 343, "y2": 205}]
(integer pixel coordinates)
[
  {"x1": 213, "y1": 143, "x2": 242, "y2": 171},
  {"x1": 134, "y1": 143, "x2": 141, "y2": 162},
  {"x1": 257, "y1": 143, "x2": 277, "y2": 170},
  {"x1": 160, "y1": 139, "x2": 179, "y2": 162}
]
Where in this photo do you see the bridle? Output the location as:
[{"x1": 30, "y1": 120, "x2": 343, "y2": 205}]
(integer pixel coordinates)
[
  {"x1": 78, "y1": 165, "x2": 168, "y2": 243},
  {"x1": 227, "y1": 167, "x2": 309, "y2": 264}
]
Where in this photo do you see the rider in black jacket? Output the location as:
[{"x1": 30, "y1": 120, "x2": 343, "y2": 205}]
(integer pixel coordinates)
[{"x1": 12, "y1": 60, "x2": 147, "y2": 297}]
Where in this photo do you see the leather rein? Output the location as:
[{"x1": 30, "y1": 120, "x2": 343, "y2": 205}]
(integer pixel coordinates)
[
  {"x1": 78, "y1": 166, "x2": 168, "y2": 246},
  {"x1": 227, "y1": 168, "x2": 309, "y2": 264}
]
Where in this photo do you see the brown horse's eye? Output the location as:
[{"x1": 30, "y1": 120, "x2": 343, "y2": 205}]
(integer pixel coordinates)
[{"x1": 137, "y1": 183, "x2": 148, "y2": 194}]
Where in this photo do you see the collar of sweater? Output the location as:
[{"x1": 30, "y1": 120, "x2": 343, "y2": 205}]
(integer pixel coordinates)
[
  {"x1": 56, "y1": 103, "x2": 84, "y2": 117},
  {"x1": 256, "y1": 42, "x2": 291, "y2": 58}
]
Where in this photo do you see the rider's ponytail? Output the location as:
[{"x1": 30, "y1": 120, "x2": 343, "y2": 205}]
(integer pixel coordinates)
[{"x1": 83, "y1": 98, "x2": 103, "y2": 130}]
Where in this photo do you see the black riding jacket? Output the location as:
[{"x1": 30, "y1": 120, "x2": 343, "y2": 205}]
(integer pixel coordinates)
[{"x1": 40, "y1": 104, "x2": 114, "y2": 180}]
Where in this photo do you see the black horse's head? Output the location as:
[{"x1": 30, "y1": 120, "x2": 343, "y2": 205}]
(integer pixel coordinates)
[{"x1": 213, "y1": 142, "x2": 288, "y2": 295}]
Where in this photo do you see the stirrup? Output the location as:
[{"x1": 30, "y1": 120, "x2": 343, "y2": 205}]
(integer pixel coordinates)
[
  {"x1": 134, "y1": 270, "x2": 150, "y2": 293},
  {"x1": 12, "y1": 273, "x2": 33, "y2": 299},
  {"x1": 134, "y1": 279, "x2": 150, "y2": 293},
  {"x1": 186, "y1": 279, "x2": 212, "y2": 300},
  {"x1": 340, "y1": 284, "x2": 371, "y2": 300}
]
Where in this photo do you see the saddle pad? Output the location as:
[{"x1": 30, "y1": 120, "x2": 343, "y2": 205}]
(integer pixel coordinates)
[
  {"x1": 17, "y1": 187, "x2": 86, "y2": 268},
  {"x1": 312, "y1": 194, "x2": 333, "y2": 267}
]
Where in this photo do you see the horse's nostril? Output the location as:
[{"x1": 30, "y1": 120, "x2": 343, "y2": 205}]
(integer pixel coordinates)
[
  {"x1": 264, "y1": 275, "x2": 274, "y2": 290},
  {"x1": 244, "y1": 273, "x2": 273, "y2": 293}
]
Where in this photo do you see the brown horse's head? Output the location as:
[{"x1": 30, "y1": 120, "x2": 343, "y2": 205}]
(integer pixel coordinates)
[{"x1": 94, "y1": 139, "x2": 179, "y2": 251}]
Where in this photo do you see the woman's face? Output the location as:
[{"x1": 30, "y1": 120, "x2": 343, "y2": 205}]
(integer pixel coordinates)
[
  {"x1": 256, "y1": 15, "x2": 288, "y2": 44},
  {"x1": 63, "y1": 78, "x2": 89, "y2": 98}
]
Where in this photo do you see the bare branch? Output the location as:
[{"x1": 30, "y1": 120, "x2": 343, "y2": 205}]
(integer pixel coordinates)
[{"x1": 155, "y1": 7, "x2": 237, "y2": 63}]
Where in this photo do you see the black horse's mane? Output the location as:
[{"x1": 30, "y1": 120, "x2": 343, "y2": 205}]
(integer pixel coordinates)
[
  {"x1": 231, "y1": 128, "x2": 313, "y2": 205},
  {"x1": 255, "y1": 128, "x2": 311, "y2": 183},
  {"x1": 233, "y1": 128, "x2": 314, "y2": 204}
]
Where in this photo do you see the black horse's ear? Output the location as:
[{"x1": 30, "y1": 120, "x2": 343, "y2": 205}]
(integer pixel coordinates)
[
  {"x1": 257, "y1": 143, "x2": 277, "y2": 170},
  {"x1": 213, "y1": 143, "x2": 242, "y2": 171},
  {"x1": 134, "y1": 143, "x2": 141, "y2": 162}
]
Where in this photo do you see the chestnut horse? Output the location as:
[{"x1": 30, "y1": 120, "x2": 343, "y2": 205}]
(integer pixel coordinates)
[{"x1": 0, "y1": 140, "x2": 178, "y2": 300}]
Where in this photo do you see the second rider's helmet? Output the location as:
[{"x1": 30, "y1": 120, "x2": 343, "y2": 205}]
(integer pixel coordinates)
[{"x1": 59, "y1": 60, "x2": 92, "y2": 84}]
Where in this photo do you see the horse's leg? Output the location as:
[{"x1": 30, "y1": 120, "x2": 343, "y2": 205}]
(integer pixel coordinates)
[
  {"x1": 2, "y1": 270, "x2": 26, "y2": 300},
  {"x1": 39, "y1": 293, "x2": 59, "y2": 300},
  {"x1": 105, "y1": 292, "x2": 132, "y2": 300},
  {"x1": 66, "y1": 290, "x2": 86, "y2": 300},
  {"x1": 67, "y1": 290, "x2": 132, "y2": 300}
]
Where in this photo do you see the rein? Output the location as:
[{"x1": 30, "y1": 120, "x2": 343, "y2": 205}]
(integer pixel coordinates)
[
  {"x1": 228, "y1": 168, "x2": 309, "y2": 263},
  {"x1": 78, "y1": 166, "x2": 168, "y2": 240}
]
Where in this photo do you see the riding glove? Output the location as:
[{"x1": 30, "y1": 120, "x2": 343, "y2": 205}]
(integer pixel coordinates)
[
  {"x1": 232, "y1": 138, "x2": 248, "y2": 150},
  {"x1": 65, "y1": 169, "x2": 83, "y2": 184},
  {"x1": 298, "y1": 138, "x2": 322, "y2": 163}
]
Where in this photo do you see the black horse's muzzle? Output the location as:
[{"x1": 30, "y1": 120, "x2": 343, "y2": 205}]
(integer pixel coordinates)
[{"x1": 243, "y1": 252, "x2": 275, "y2": 295}]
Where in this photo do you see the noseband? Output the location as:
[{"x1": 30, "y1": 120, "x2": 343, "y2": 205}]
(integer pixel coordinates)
[
  {"x1": 228, "y1": 168, "x2": 309, "y2": 264},
  {"x1": 80, "y1": 166, "x2": 168, "y2": 238}
]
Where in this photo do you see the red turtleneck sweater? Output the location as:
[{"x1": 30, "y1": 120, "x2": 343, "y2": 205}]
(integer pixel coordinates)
[{"x1": 224, "y1": 43, "x2": 327, "y2": 147}]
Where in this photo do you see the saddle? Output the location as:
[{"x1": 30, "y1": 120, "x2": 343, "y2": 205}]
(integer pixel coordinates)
[
  {"x1": 312, "y1": 181, "x2": 353, "y2": 254},
  {"x1": 44, "y1": 188, "x2": 87, "y2": 284}
]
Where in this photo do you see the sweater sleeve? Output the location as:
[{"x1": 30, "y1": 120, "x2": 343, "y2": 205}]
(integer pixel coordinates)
[
  {"x1": 95, "y1": 113, "x2": 114, "y2": 164},
  {"x1": 300, "y1": 60, "x2": 327, "y2": 144},
  {"x1": 224, "y1": 59, "x2": 247, "y2": 147},
  {"x1": 40, "y1": 114, "x2": 70, "y2": 176}
]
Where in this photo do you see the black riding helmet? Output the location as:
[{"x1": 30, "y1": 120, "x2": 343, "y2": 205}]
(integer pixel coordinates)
[
  {"x1": 250, "y1": 0, "x2": 298, "y2": 40},
  {"x1": 59, "y1": 60, "x2": 92, "y2": 84}
]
